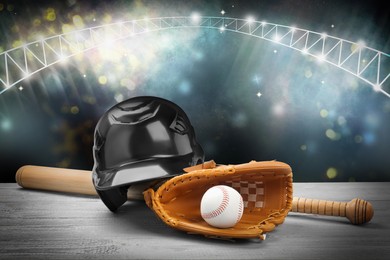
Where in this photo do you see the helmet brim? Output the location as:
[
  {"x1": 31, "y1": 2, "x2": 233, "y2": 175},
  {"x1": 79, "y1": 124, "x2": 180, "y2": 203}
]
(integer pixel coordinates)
[
  {"x1": 93, "y1": 154, "x2": 202, "y2": 212},
  {"x1": 93, "y1": 153, "x2": 201, "y2": 190}
]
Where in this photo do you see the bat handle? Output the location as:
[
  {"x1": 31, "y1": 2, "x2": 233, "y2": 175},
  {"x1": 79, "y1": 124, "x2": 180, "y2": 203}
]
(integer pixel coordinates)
[{"x1": 291, "y1": 197, "x2": 374, "y2": 225}]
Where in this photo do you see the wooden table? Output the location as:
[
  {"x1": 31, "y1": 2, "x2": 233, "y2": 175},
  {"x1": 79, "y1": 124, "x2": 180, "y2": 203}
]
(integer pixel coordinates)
[{"x1": 0, "y1": 182, "x2": 389, "y2": 259}]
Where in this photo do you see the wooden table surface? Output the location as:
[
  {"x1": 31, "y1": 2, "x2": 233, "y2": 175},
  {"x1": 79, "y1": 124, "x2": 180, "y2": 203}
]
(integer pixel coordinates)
[{"x1": 0, "y1": 182, "x2": 389, "y2": 259}]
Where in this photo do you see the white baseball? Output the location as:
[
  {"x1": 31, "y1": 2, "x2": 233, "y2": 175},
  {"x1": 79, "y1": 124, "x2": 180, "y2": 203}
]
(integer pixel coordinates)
[{"x1": 200, "y1": 185, "x2": 244, "y2": 228}]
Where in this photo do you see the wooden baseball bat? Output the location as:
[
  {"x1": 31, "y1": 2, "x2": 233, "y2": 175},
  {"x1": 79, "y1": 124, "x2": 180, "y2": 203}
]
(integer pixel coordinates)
[
  {"x1": 15, "y1": 165, "x2": 374, "y2": 224},
  {"x1": 291, "y1": 197, "x2": 373, "y2": 225},
  {"x1": 16, "y1": 165, "x2": 150, "y2": 200},
  {"x1": 16, "y1": 165, "x2": 96, "y2": 196}
]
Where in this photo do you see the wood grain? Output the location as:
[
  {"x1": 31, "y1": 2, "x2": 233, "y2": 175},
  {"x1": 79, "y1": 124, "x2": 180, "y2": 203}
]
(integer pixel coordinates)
[{"x1": 0, "y1": 182, "x2": 389, "y2": 259}]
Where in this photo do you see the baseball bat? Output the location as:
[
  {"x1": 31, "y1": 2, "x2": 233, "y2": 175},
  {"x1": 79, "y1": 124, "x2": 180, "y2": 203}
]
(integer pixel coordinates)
[
  {"x1": 291, "y1": 197, "x2": 373, "y2": 225},
  {"x1": 15, "y1": 165, "x2": 150, "y2": 200},
  {"x1": 16, "y1": 165, "x2": 96, "y2": 196},
  {"x1": 15, "y1": 165, "x2": 374, "y2": 224}
]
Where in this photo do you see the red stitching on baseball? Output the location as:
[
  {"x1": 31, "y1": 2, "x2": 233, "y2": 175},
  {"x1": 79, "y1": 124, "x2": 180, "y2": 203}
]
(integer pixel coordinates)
[
  {"x1": 237, "y1": 197, "x2": 243, "y2": 223},
  {"x1": 201, "y1": 186, "x2": 229, "y2": 219}
]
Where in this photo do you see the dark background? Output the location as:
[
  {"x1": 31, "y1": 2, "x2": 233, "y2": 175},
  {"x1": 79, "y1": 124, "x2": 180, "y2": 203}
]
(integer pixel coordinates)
[{"x1": 0, "y1": 0, "x2": 389, "y2": 182}]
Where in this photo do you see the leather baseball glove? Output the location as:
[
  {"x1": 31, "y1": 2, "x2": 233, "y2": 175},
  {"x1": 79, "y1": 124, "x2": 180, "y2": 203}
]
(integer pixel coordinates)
[{"x1": 143, "y1": 160, "x2": 293, "y2": 240}]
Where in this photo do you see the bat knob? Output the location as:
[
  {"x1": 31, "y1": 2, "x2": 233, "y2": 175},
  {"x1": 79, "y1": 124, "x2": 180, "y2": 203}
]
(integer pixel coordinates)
[{"x1": 346, "y1": 198, "x2": 374, "y2": 225}]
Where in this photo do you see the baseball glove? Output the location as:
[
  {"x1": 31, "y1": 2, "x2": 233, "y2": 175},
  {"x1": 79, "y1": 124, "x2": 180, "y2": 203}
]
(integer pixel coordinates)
[{"x1": 143, "y1": 160, "x2": 293, "y2": 240}]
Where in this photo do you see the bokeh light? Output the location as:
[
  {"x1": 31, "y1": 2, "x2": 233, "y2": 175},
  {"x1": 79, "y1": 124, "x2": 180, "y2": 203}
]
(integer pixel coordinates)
[
  {"x1": 326, "y1": 167, "x2": 338, "y2": 179},
  {"x1": 0, "y1": 0, "x2": 389, "y2": 183}
]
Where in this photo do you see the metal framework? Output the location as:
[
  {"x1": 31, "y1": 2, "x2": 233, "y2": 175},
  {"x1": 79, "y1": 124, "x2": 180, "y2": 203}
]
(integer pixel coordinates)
[{"x1": 0, "y1": 16, "x2": 389, "y2": 97}]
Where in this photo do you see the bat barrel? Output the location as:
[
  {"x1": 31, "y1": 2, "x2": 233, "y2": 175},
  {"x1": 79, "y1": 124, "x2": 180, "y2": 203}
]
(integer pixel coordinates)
[{"x1": 16, "y1": 165, "x2": 97, "y2": 196}]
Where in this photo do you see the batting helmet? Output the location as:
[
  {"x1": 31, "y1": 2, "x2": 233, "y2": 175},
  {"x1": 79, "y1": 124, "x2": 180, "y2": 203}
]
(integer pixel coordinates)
[{"x1": 92, "y1": 96, "x2": 204, "y2": 211}]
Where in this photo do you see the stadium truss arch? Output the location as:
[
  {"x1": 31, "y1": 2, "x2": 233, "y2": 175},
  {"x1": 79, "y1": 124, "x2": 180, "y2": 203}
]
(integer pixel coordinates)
[{"x1": 0, "y1": 16, "x2": 389, "y2": 97}]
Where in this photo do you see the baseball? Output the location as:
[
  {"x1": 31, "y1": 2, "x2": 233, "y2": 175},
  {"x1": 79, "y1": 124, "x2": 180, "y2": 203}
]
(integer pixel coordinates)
[{"x1": 200, "y1": 185, "x2": 244, "y2": 228}]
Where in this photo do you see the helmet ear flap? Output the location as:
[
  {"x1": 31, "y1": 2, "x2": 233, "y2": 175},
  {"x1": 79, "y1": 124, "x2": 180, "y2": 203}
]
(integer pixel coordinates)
[{"x1": 96, "y1": 187, "x2": 128, "y2": 212}]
